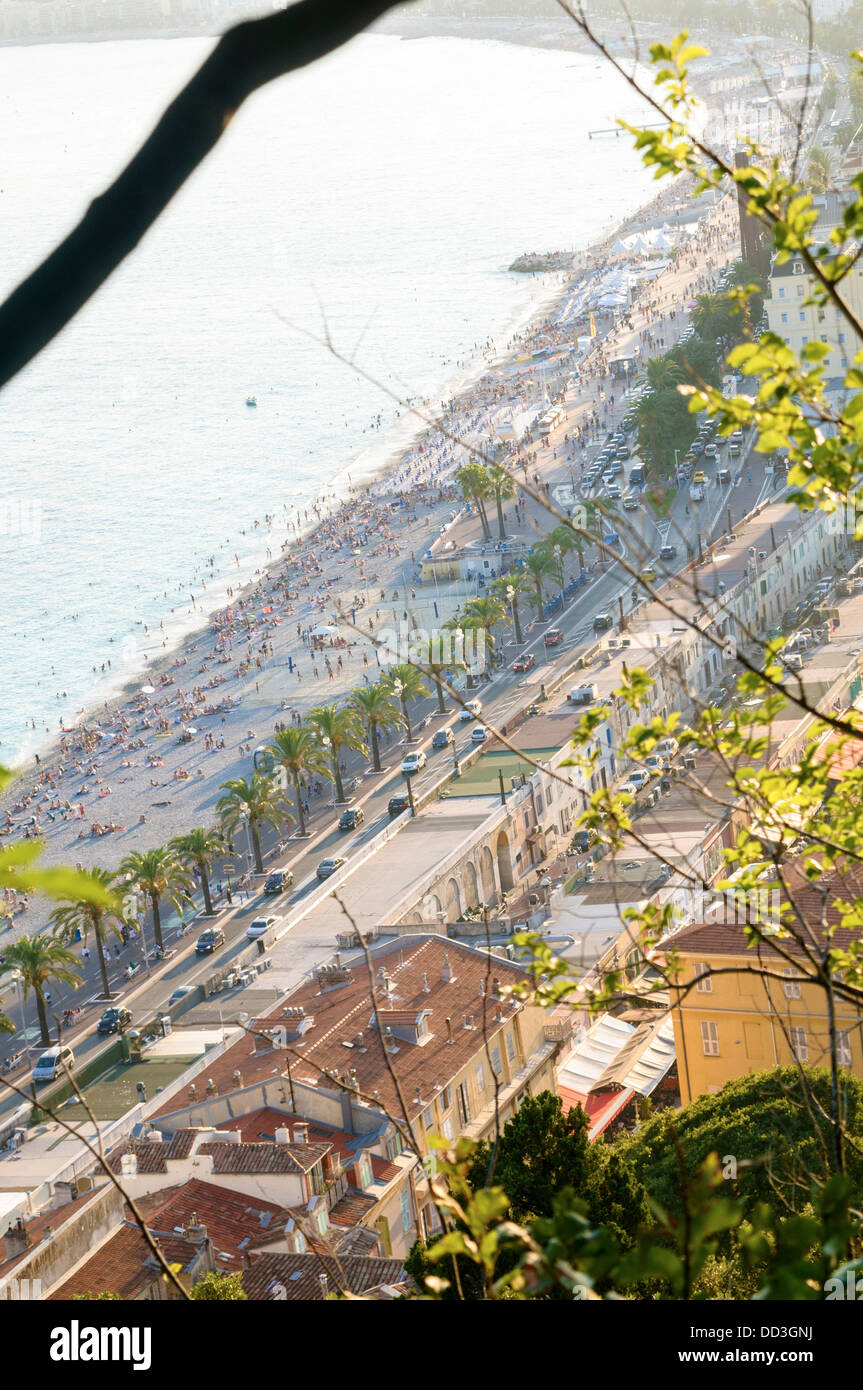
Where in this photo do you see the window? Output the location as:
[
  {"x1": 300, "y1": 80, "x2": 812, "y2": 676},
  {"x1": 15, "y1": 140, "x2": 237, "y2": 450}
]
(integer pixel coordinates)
[
  {"x1": 694, "y1": 962, "x2": 712, "y2": 994},
  {"x1": 423, "y1": 1104, "x2": 434, "y2": 1130},
  {"x1": 701, "y1": 1020, "x2": 719, "y2": 1056},
  {"x1": 316, "y1": 1209, "x2": 328, "y2": 1236},
  {"x1": 456, "y1": 1081, "x2": 471, "y2": 1126},
  {"x1": 778, "y1": 286, "x2": 786, "y2": 298},
  {"x1": 440, "y1": 1084, "x2": 452, "y2": 1111},
  {"x1": 294, "y1": 1230, "x2": 307, "y2": 1254},
  {"x1": 506, "y1": 1031, "x2": 516, "y2": 1061},
  {"x1": 442, "y1": 1115, "x2": 454, "y2": 1140},
  {"x1": 783, "y1": 967, "x2": 801, "y2": 1000},
  {"x1": 400, "y1": 1189, "x2": 413, "y2": 1233},
  {"x1": 838, "y1": 1031, "x2": 852, "y2": 1067},
  {"x1": 475, "y1": 1062, "x2": 486, "y2": 1093},
  {"x1": 799, "y1": 311, "x2": 806, "y2": 322},
  {"x1": 839, "y1": 332, "x2": 846, "y2": 344},
  {"x1": 796, "y1": 283, "x2": 804, "y2": 297},
  {"x1": 385, "y1": 1131, "x2": 403, "y2": 1162},
  {"x1": 780, "y1": 311, "x2": 788, "y2": 324},
  {"x1": 802, "y1": 336, "x2": 809, "y2": 345},
  {"x1": 790, "y1": 1026, "x2": 808, "y2": 1062},
  {"x1": 491, "y1": 1045, "x2": 503, "y2": 1076}
]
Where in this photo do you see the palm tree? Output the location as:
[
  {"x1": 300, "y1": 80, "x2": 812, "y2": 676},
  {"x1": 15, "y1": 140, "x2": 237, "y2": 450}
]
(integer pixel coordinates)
[
  {"x1": 0, "y1": 933, "x2": 82, "y2": 1046},
  {"x1": 492, "y1": 569, "x2": 531, "y2": 646},
  {"x1": 350, "y1": 683, "x2": 404, "y2": 773},
  {"x1": 646, "y1": 355, "x2": 685, "y2": 391},
  {"x1": 50, "y1": 867, "x2": 125, "y2": 1003},
  {"x1": 455, "y1": 461, "x2": 493, "y2": 541},
  {"x1": 414, "y1": 632, "x2": 465, "y2": 714},
  {"x1": 305, "y1": 704, "x2": 368, "y2": 803},
  {"x1": 463, "y1": 595, "x2": 508, "y2": 672},
  {"x1": 217, "y1": 773, "x2": 291, "y2": 874},
  {"x1": 806, "y1": 145, "x2": 833, "y2": 194},
  {"x1": 523, "y1": 546, "x2": 556, "y2": 620},
  {"x1": 118, "y1": 846, "x2": 194, "y2": 954},
  {"x1": 381, "y1": 663, "x2": 431, "y2": 741},
  {"x1": 170, "y1": 827, "x2": 227, "y2": 917},
  {"x1": 487, "y1": 464, "x2": 517, "y2": 540},
  {"x1": 269, "y1": 726, "x2": 328, "y2": 837}
]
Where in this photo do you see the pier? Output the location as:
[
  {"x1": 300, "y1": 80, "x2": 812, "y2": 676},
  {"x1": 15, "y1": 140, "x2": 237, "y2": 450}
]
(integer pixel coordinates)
[{"x1": 588, "y1": 122, "x2": 667, "y2": 139}]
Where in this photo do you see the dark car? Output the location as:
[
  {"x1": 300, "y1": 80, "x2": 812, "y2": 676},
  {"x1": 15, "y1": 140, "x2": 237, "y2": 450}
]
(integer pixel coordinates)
[
  {"x1": 97, "y1": 1006, "x2": 132, "y2": 1036},
  {"x1": 659, "y1": 544, "x2": 677, "y2": 562},
  {"x1": 195, "y1": 927, "x2": 225, "y2": 956},
  {"x1": 264, "y1": 869, "x2": 294, "y2": 895},
  {"x1": 593, "y1": 613, "x2": 613, "y2": 633},
  {"x1": 571, "y1": 829, "x2": 598, "y2": 853},
  {"x1": 388, "y1": 792, "x2": 411, "y2": 817},
  {"x1": 338, "y1": 807, "x2": 365, "y2": 831},
  {"x1": 432, "y1": 727, "x2": 455, "y2": 749}
]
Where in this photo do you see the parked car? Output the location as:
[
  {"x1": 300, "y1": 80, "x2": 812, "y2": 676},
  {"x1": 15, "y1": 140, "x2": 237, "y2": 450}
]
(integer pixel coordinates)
[
  {"x1": 512, "y1": 652, "x2": 535, "y2": 671},
  {"x1": 571, "y1": 829, "x2": 598, "y2": 852},
  {"x1": 195, "y1": 927, "x2": 225, "y2": 956},
  {"x1": 544, "y1": 628, "x2": 563, "y2": 647},
  {"x1": 33, "y1": 1045, "x2": 75, "y2": 1084},
  {"x1": 168, "y1": 986, "x2": 194, "y2": 1006},
  {"x1": 264, "y1": 869, "x2": 294, "y2": 895},
  {"x1": 246, "y1": 915, "x2": 279, "y2": 940},
  {"x1": 401, "y1": 751, "x2": 427, "y2": 774},
  {"x1": 387, "y1": 793, "x2": 411, "y2": 817},
  {"x1": 338, "y1": 807, "x2": 365, "y2": 831},
  {"x1": 432, "y1": 726, "x2": 455, "y2": 748},
  {"x1": 316, "y1": 857, "x2": 347, "y2": 880},
  {"x1": 471, "y1": 726, "x2": 488, "y2": 744},
  {"x1": 96, "y1": 1007, "x2": 132, "y2": 1036},
  {"x1": 459, "y1": 698, "x2": 482, "y2": 722}
]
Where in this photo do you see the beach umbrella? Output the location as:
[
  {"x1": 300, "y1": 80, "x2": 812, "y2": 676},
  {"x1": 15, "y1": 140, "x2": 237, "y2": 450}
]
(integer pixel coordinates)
[
  {"x1": 141, "y1": 684, "x2": 156, "y2": 694},
  {"x1": 311, "y1": 623, "x2": 339, "y2": 637}
]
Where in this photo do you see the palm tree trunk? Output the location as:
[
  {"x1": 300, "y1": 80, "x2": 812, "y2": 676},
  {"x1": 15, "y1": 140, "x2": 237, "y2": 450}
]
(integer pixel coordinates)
[
  {"x1": 251, "y1": 822, "x2": 263, "y2": 874},
  {"x1": 292, "y1": 772, "x2": 307, "y2": 836},
  {"x1": 401, "y1": 697, "x2": 413, "y2": 740},
  {"x1": 199, "y1": 861, "x2": 214, "y2": 915},
  {"x1": 370, "y1": 721, "x2": 381, "y2": 773},
  {"x1": 433, "y1": 672, "x2": 446, "y2": 714},
  {"x1": 511, "y1": 597, "x2": 523, "y2": 646},
  {"x1": 534, "y1": 581, "x2": 544, "y2": 619},
  {"x1": 35, "y1": 988, "x2": 50, "y2": 1047},
  {"x1": 331, "y1": 754, "x2": 345, "y2": 803},
  {"x1": 151, "y1": 892, "x2": 165, "y2": 953},
  {"x1": 477, "y1": 498, "x2": 492, "y2": 540},
  {"x1": 496, "y1": 494, "x2": 506, "y2": 540},
  {"x1": 95, "y1": 930, "x2": 112, "y2": 1001}
]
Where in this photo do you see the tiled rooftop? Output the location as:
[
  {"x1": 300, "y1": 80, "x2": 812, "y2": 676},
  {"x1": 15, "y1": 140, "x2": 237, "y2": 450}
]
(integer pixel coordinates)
[{"x1": 242, "y1": 1251, "x2": 410, "y2": 1301}]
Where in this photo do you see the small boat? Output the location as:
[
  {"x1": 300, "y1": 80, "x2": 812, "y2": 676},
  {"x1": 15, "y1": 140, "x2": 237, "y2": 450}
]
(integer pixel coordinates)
[{"x1": 246, "y1": 396, "x2": 257, "y2": 408}]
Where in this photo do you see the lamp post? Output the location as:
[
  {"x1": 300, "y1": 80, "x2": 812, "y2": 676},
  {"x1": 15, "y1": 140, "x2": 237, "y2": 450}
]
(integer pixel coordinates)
[
  {"x1": 553, "y1": 543, "x2": 565, "y2": 604},
  {"x1": 505, "y1": 583, "x2": 522, "y2": 647},
  {"x1": 123, "y1": 875, "x2": 152, "y2": 976}
]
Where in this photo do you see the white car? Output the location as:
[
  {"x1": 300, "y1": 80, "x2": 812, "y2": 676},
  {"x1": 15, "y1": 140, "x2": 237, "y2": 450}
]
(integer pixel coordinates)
[
  {"x1": 458, "y1": 698, "x2": 483, "y2": 722},
  {"x1": 246, "y1": 915, "x2": 279, "y2": 940},
  {"x1": 471, "y1": 725, "x2": 488, "y2": 744},
  {"x1": 622, "y1": 495, "x2": 639, "y2": 511},
  {"x1": 606, "y1": 481, "x2": 621, "y2": 498},
  {"x1": 401, "y1": 750, "x2": 427, "y2": 774}
]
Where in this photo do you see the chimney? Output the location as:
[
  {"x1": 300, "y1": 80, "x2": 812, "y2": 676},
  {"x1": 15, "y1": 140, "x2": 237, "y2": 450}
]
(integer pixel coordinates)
[
  {"x1": 120, "y1": 1153, "x2": 139, "y2": 1178},
  {"x1": 275, "y1": 1127, "x2": 290, "y2": 1145},
  {"x1": 441, "y1": 952, "x2": 453, "y2": 983},
  {"x1": 232, "y1": 1069, "x2": 243, "y2": 1088},
  {"x1": 253, "y1": 1029, "x2": 275, "y2": 1055},
  {"x1": 4, "y1": 1219, "x2": 31, "y2": 1259},
  {"x1": 355, "y1": 1032, "x2": 365, "y2": 1050},
  {"x1": 185, "y1": 1213, "x2": 207, "y2": 1245},
  {"x1": 188, "y1": 1083, "x2": 197, "y2": 1103},
  {"x1": 319, "y1": 1273, "x2": 329, "y2": 1299},
  {"x1": 205, "y1": 1077, "x2": 217, "y2": 1097},
  {"x1": 445, "y1": 1016, "x2": 454, "y2": 1044},
  {"x1": 293, "y1": 1122, "x2": 309, "y2": 1145},
  {"x1": 349, "y1": 1067, "x2": 359, "y2": 1090},
  {"x1": 478, "y1": 979, "x2": 485, "y2": 997},
  {"x1": 491, "y1": 977, "x2": 501, "y2": 1000},
  {"x1": 384, "y1": 1027, "x2": 399, "y2": 1054},
  {"x1": 414, "y1": 1087, "x2": 422, "y2": 1107},
  {"x1": 421, "y1": 972, "x2": 430, "y2": 993},
  {"x1": 494, "y1": 1007, "x2": 503, "y2": 1023}
]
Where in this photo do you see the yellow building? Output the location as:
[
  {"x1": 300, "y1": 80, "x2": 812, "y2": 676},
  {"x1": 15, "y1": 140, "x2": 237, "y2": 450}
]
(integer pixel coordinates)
[{"x1": 668, "y1": 915, "x2": 863, "y2": 1105}]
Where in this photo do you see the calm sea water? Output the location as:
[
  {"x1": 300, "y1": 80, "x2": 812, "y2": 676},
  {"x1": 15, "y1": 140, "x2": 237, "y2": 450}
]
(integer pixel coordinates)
[{"x1": 0, "y1": 31, "x2": 654, "y2": 762}]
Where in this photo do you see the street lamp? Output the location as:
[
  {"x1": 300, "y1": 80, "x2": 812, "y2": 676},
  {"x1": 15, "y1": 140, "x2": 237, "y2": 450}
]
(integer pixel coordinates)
[
  {"x1": 505, "y1": 583, "x2": 522, "y2": 647},
  {"x1": 123, "y1": 874, "x2": 152, "y2": 975},
  {"x1": 553, "y1": 544, "x2": 565, "y2": 603}
]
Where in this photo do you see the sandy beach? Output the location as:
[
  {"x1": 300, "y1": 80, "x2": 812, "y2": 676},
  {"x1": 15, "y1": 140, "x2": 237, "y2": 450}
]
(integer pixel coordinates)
[{"x1": 1, "y1": 165, "x2": 739, "y2": 941}]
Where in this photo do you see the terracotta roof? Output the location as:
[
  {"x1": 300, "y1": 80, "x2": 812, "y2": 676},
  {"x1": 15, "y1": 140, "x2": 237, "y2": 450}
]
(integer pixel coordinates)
[
  {"x1": 50, "y1": 1222, "x2": 202, "y2": 1300},
  {"x1": 328, "y1": 1188, "x2": 377, "y2": 1229},
  {"x1": 0, "y1": 1188, "x2": 102, "y2": 1278},
  {"x1": 242, "y1": 1251, "x2": 410, "y2": 1301},
  {"x1": 150, "y1": 937, "x2": 525, "y2": 1125},
  {"x1": 211, "y1": 1110, "x2": 402, "y2": 1185},
  {"x1": 131, "y1": 1177, "x2": 300, "y2": 1270},
  {"x1": 108, "y1": 1139, "x2": 169, "y2": 1175},
  {"x1": 198, "y1": 1140, "x2": 331, "y2": 1175}
]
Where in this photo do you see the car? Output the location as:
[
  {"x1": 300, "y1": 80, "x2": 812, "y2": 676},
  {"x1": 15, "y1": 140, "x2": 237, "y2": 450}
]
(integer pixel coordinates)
[
  {"x1": 622, "y1": 494, "x2": 639, "y2": 510},
  {"x1": 168, "y1": 986, "x2": 194, "y2": 1007},
  {"x1": 626, "y1": 770, "x2": 650, "y2": 790},
  {"x1": 401, "y1": 750, "x2": 427, "y2": 774},
  {"x1": 316, "y1": 857, "x2": 347, "y2": 879},
  {"x1": 615, "y1": 446, "x2": 630, "y2": 461},
  {"x1": 33, "y1": 1045, "x2": 75, "y2": 1084},
  {"x1": 458, "y1": 698, "x2": 482, "y2": 722},
  {"x1": 544, "y1": 628, "x2": 563, "y2": 647},
  {"x1": 571, "y1": 828, "x2": 598, "y2": 852},
  {"x1": 693, "y1": 470, "x2": 706, "y2": 484},
  {"x1": 338, "y1": 807, "x2": 365, "y2": 831},
  {"x1": 512, "y1": 652, "x2": 536, "y2": 672},
  {"x1": 690, "y1": 485, "x2": 705, "y2": 501},
  {"x1": 96, "y1": 1007, "x2": 132, "y2": 1036},
  {"x1": 195, "y1": 927, "x2": 225, "y2": 955},
  {"x1": 387, "y1": 792, "x2": 411, "y2": 817},
  {"x1": 703, "y1": 443, "x2": 719, "y2": 458},
  {"x1": 471, "y1": 726, "x2": 488, "y2": 743},
  {"x1": 640, "y1": 566, "x2": 658, "y2": 582},
  {"x1": 606, "y1": 481, "x2": 621, "y2": 498},
  {"x1": 601, "y1": 469, "x2": 616, "y2": 487},
  {"x1": 593, "y1": 612, "x2": 613, "y2": 633},
  {"x1": 729, "y1": 428, "x2": 743, "y2": 443},
  {"x1": 264, "y1": 868, "x2": 293, "y2": 895},
  {"x1": 659, "y1": 544, "x2": 677, "y2": 562},
  {"x1": 432, "y1": 726, "x2": 455, "y2": 748},
  {"x1": 716, "y1": 467, "x2": 731, "y2": 484},
  {"x1": 246, "y1": 915, "x2": 279, "y2": 940},
  {"x1": 728, "y1": 440, "x2": 741, "y2": 456}
]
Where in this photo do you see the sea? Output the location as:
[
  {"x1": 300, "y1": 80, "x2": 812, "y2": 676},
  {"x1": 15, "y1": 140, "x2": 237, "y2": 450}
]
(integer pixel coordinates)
[{"x1": 0, "y1": 29, "x2": 656, "y2": 764}]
